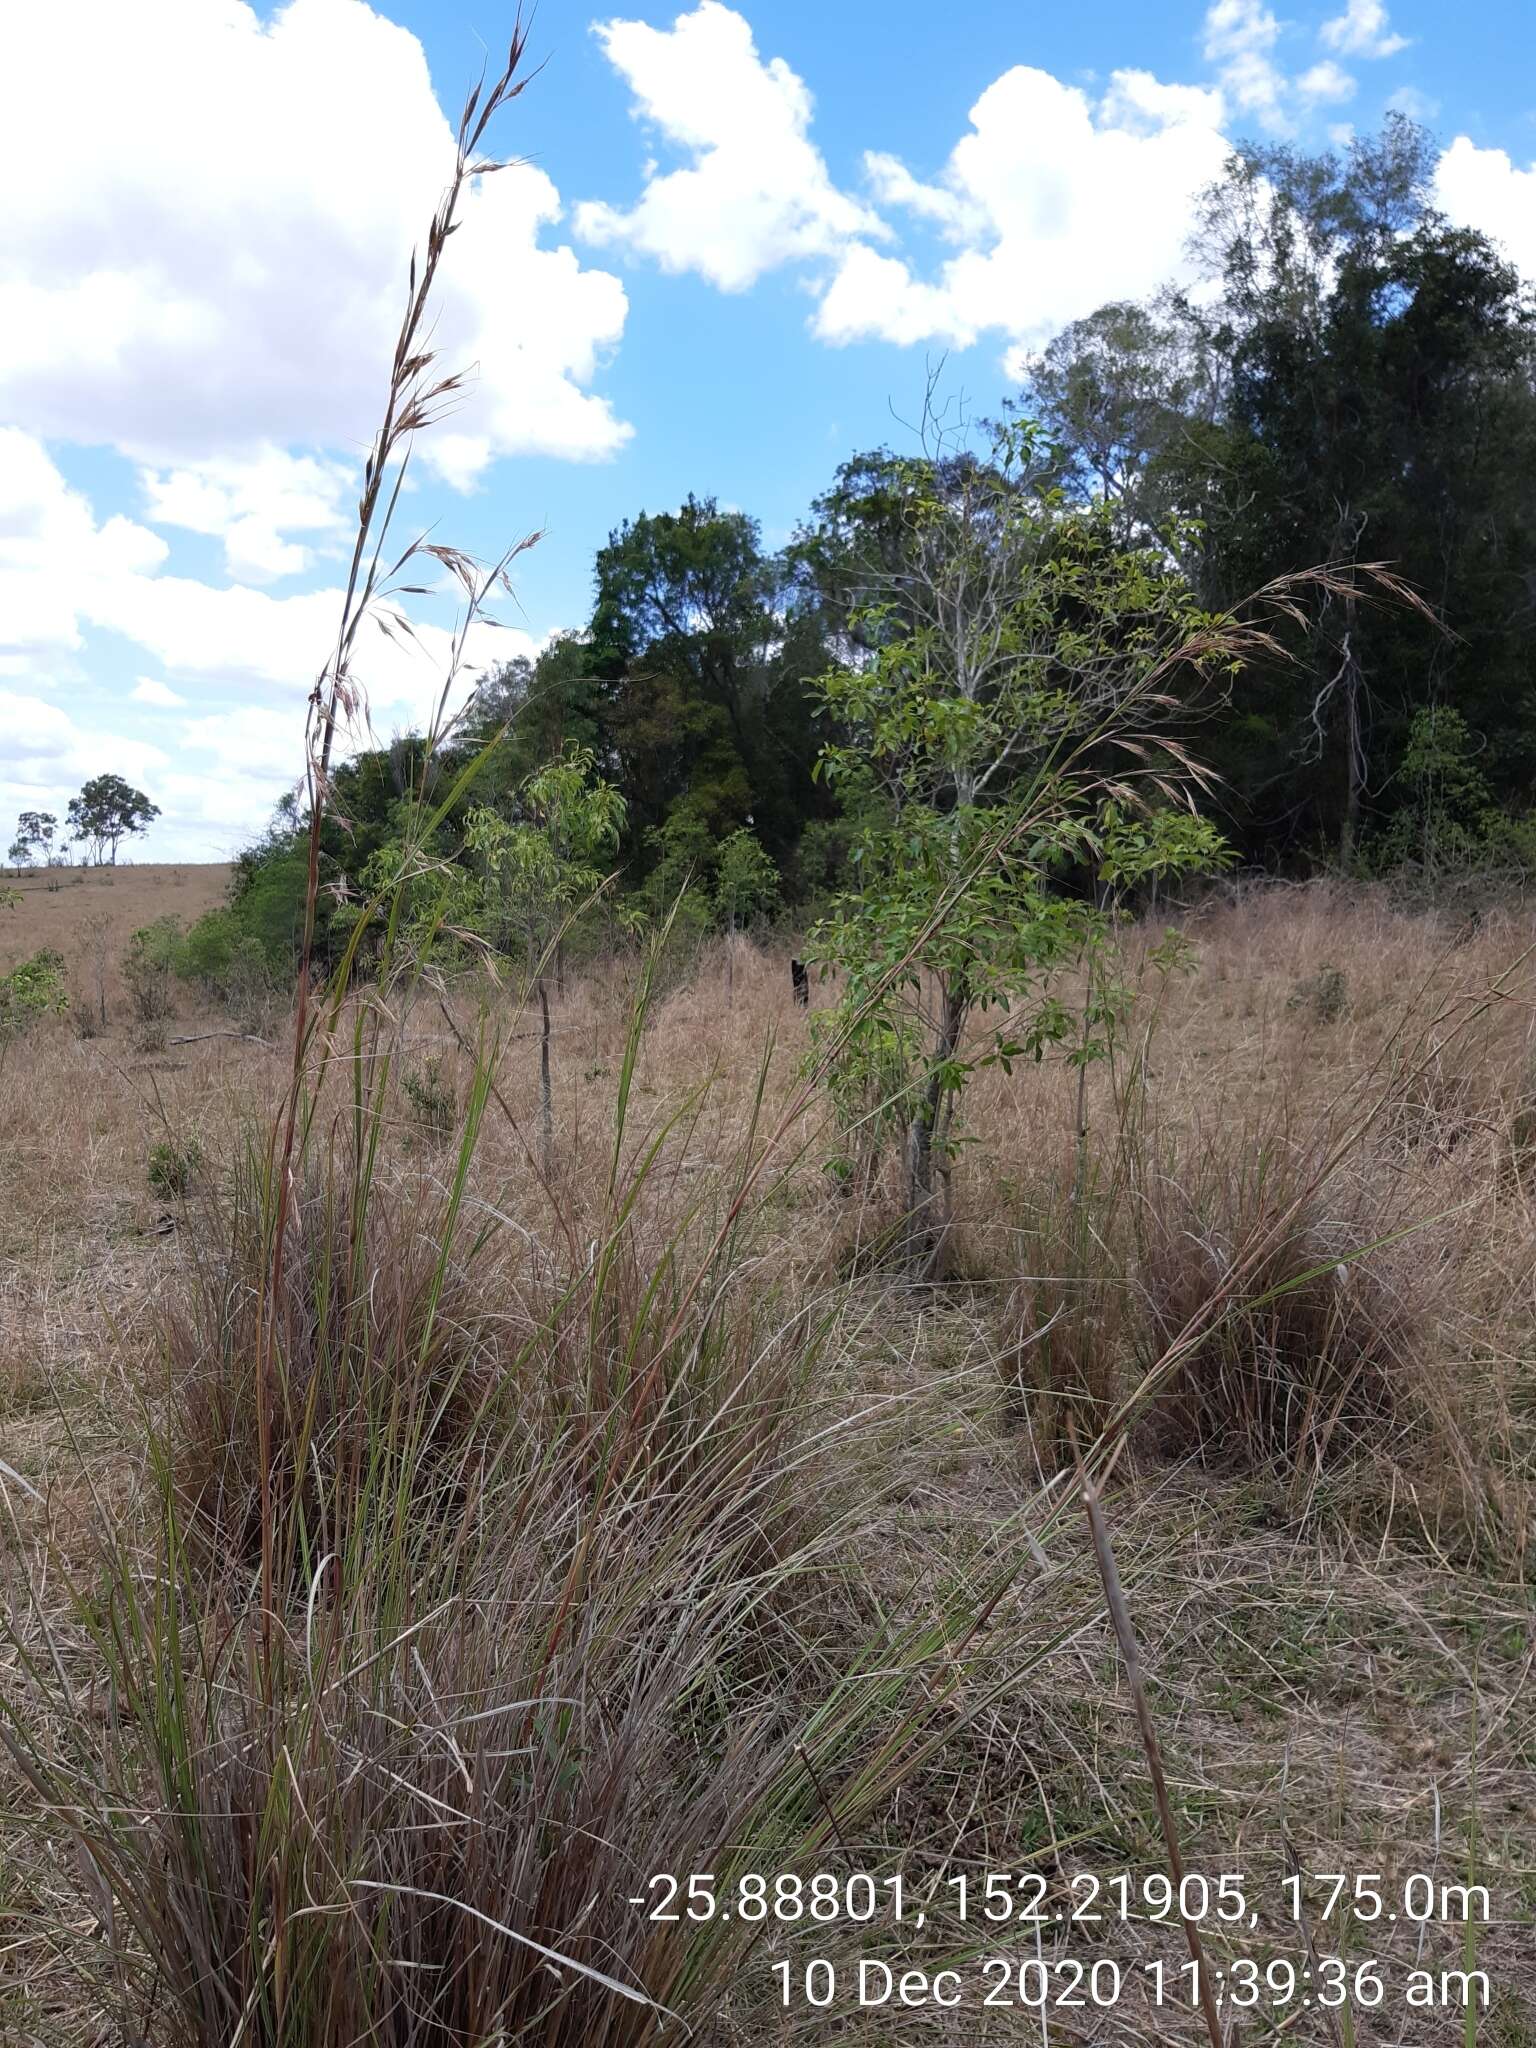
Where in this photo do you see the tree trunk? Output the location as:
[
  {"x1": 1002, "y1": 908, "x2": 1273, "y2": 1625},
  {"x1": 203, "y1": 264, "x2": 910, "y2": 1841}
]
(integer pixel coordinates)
[
  {"x1": 1339, "y1": 602, "x2": 1363, "y2": 870},
  {"x1": 538, "y1": 977, "x2": 553, "y2": 1179},
  {"x1": 1341, "y1": 699, "x2": 1361, "y2": 867},
  {"x1": 902, "y1": 978, "x2": 967, "y2": 1280}
]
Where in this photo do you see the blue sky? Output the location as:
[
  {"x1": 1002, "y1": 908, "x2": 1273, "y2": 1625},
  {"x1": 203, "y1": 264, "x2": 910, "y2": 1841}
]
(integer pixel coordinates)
[{"x1": 2, "y1": 0, "x2": 1533, "y2": 860}]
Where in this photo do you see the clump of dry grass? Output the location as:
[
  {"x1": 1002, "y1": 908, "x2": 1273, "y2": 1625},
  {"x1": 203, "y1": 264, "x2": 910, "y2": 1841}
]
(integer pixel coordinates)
[
  {"x1": 4, "y1": 1340, "x2": 918, "y2": 2048},
  {"x1": 1132, "y1": 1124, "x2": 1429, "y2": 1466},
  {"x1": 166, "y1": 1143, "x2": 506, "y2": 1578},
  {"x1": 945, "y1": 883, "x2": 1536, "y2": 1501},
  {"x1": 999, "y1": 1186, "x2": 1133, "y2": 1450}
]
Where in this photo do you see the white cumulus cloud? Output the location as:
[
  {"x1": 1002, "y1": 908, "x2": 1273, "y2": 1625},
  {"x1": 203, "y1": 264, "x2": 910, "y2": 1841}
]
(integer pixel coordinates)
[
  {"x1": 1436, "y1": 137, "x2": 1536, "y2": 282},
  {"x1": 1320, "y1": 0, "x2": 1409, "y2": 59},
  {"x1": 138, "y1": 448, "x2": 355, "y2": 584},
  {"x1": 1299, "y1": 60, "x2": 1357, "y2": 104},
  {"x1": 816, "y1": 66, "x2": 1231, "y2": 367},
  {"x1": 0, "y1": 687, "x2": 168, "y2": 796},
  {"x1": 1202, "y1": 0, "x2": 1289, "y2": 130},
  {"x1": 131, "y1": 678, "x2": 188, "y2": 708},
  {"x1": 0, "y1": 430, "x2": 538, "y2": 713},
  {"x1": 0, "y1": 427, "x2": 168, "y2": 667},
  {"x1": 578, "y1": 0, "x2": 1476, "y2": 381},
  {"x1": 0, "y1": 0, "x2": 632, "y2": 477},
  {"x1": 576, "y1": 5, "x2": 1232, "y2": 367},
  {"x1": 0, "y1": 433, "x2": 538, "y2": 852},
  {"x1": 574, "y1": 0, "x2": 886, "y2": 290}
]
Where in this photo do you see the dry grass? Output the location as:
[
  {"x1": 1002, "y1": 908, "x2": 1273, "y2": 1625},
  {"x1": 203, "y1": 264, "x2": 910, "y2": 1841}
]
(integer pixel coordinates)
[
  {"x1": 2, "y1": 878, "x2": 1536, "y2": 2042},
  {"x1": 1, "y1": 862, "x2": 231, "y2": 1012}
]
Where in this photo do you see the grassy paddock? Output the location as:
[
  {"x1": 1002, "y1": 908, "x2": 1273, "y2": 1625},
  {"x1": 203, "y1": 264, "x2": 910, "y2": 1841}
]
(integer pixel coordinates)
[
  {"x1": 1, "y1": 879, "x2": 1535, "y2": 2044},
  {"x1": 1, "y1": 863, "x2": 231, "y2": 996}
]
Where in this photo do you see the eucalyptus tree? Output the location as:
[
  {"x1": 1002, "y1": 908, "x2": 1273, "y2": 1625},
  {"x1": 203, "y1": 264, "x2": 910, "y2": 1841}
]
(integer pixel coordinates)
[
  {"x1": 67, "y1": 776, "x2": 160, "y2": 864},
  {"x1": 8, "y1": 811, "x2": 57, "y2": 868}
]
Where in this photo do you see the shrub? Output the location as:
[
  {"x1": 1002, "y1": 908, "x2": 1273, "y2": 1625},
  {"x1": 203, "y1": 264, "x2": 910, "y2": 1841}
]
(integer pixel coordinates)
[
  {"x1": 178, "y1": 908, "x2": 280, "y2": 1030},
  {"x1": 123, "y1": 915, "x2": 182, "y2": 1022},
  {"x1": 0, "y1": 949, "x2": 69, "y2": 1077},
  {"x1": 179, "y1": 906, "x2": 240, "y2": 983},
  {"x1": 0, "y1": 948, "x2": 68, "y2": 1050},
  {"x1": 401, "y1": 1055, "x2": 457, "y2": 1142},
  {"x1": 148, "y1": 1134, "x2": 202, "y2": 1200}
]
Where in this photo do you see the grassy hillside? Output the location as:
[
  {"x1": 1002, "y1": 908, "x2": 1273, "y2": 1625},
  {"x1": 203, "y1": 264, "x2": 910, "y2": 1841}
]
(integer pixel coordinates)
[{"x1": 2, "y1": 862, "x2": 232, "y2": 1002}]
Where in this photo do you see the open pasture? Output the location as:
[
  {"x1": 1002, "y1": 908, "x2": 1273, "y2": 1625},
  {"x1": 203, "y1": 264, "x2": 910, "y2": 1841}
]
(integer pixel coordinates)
[{"x1": 3, "y1": 877, "x2": 1535, "y2": 2045}]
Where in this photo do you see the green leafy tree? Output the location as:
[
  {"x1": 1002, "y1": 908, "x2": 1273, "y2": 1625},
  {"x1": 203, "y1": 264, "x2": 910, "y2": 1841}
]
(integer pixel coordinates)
[
  {"x1": 715, "y1": 825, "x2": 779, "y2": 1005},
  {"x1": 1366, "y1": 706, "x2": 1526, "y2": 879},
  {"x1": 590, "y1": 496, "x2": 828, "y2": 869},
  {"x1": 464, "y1": 638, "x2": 609, "y2": 805},
  {"x1": 630, "y1": 808, "x2": 716, "y2": 972},
  {"x1": 1031, "y1": 118, "x2": 1536, "y2": 866},
  {"x1": 715, "y1": 827, "x2": 778, "y2": 934},
  {"x1": 806, "y1": 418, "x2": 1232, "y2": 1274},
  {"x1": 67, "y1": 775, "x2": 161, "y2": 864},
  {"x1": 466, "y1": 744, "x2": 626, "y2": 1168},
  {"x1": 468, "y1": 746, "x2": 627, "y2": 982},
  {"x1": 9, "y1": 810, "x2": 57, "y2": 868}
]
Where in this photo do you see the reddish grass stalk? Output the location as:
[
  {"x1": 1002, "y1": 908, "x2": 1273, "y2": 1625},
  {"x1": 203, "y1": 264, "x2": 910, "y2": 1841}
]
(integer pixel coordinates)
[{"x1": 259, "y1": 27, "x2": 535, "y2": 1662}]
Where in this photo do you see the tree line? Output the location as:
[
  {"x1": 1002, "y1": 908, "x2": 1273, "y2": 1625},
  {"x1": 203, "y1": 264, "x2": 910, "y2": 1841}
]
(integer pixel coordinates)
[
  {"x1": 67, "y1": 116, "x2": 1535, "y2": 978},
  {"x1": 1031, "y1": 115, "x2": 1536, "y2": 869}
]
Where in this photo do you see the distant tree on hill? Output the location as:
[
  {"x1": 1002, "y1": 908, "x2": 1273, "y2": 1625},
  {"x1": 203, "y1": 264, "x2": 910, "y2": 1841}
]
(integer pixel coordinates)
[
  {"x1": 8, "y1": 810, "x2": 57, "y2": 867},
  {"x1": 67, "y1": 776, "x2": 160, "y2": 865}
]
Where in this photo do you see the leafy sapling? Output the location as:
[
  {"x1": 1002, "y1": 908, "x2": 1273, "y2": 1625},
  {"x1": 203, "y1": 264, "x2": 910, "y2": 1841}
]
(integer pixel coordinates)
[
  {"x1": 804, "y1": 417, "x2": 1234, "y2": 1275},
  {"x1": 466, "y1": 743, "x2": 626, "y2": 1171}
]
